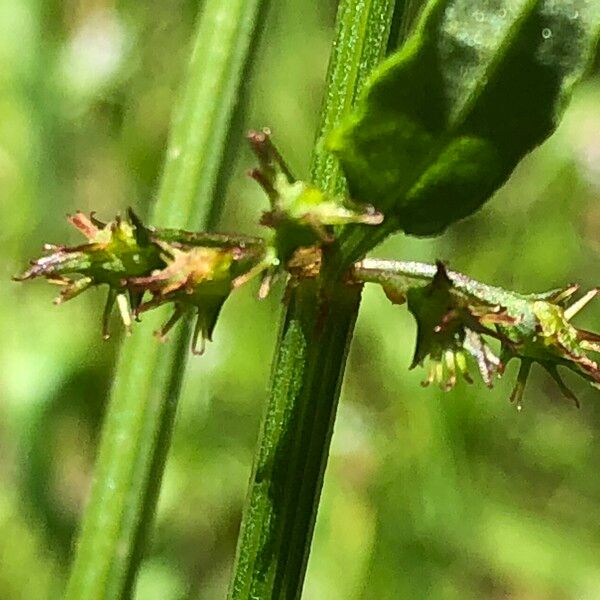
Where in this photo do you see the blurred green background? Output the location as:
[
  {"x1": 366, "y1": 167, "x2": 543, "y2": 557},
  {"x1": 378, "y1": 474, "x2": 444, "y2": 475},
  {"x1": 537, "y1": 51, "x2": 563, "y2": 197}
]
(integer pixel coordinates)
[{"x1": 2, "y1": 0, "x2": 600, "y2": 598}]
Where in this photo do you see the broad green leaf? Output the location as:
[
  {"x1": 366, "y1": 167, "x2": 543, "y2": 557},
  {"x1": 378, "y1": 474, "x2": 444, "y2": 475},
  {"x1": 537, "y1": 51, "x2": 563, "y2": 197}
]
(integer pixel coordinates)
[{"x1": 329, "y1": 0, "x2": 600, "y2": 236}]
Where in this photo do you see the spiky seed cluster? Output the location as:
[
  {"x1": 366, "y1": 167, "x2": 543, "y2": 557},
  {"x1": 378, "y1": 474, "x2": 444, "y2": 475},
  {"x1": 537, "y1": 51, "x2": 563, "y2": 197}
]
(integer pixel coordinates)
[
  {"x1": 14, "y1": 131, "x2": 600, "y2": 408},
  {"x1": 366, "y1": 261, "x2": 600, "y2": 408},
  {"x1": 14, "y1": 209, "x2": 268, "y2": 354},
  {"x1": 127, "y1": 242, "x2": 250, "y2": 354},
  {"x1": 14, "y1": 131, "x2": 387, "y2": 353}
]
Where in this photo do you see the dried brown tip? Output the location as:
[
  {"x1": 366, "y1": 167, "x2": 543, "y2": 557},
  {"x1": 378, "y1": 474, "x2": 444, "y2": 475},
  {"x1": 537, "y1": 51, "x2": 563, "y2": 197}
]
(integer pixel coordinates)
[{"x1": 67, "y1": 211, "x2": 100, "y2": 239}]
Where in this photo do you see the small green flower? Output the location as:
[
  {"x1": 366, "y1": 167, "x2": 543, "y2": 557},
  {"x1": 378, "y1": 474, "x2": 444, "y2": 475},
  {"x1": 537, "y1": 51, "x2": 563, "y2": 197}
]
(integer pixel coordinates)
[
  {"x1": 401, "y1": 262, "x2": 509, "y2": 390},
  {"x1": 246, "y1": 128, "x2": 383, "y2": 291},
  {"x1": 126, "y1": 241, "x2": 266, "y2": 354},
  {"x1": 500, "y1": 287, "x2": 600, "y2": 408},
  {"x1": 14, "y1": 209, "x2": 164, "y2": 338}
]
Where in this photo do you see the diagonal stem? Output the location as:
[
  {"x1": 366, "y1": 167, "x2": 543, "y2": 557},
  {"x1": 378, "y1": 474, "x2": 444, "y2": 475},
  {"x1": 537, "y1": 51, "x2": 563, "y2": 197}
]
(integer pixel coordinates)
[{"x1": 64, "y1": 2, "x2": 269, "y2": 598}]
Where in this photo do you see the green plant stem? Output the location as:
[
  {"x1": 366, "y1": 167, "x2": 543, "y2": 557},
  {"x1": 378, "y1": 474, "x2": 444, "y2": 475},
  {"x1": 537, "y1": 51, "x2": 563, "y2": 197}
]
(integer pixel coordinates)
[
  {"x1": 310, "y1": 0, "x2": 396, "y2": 196},
  {"x1": 64, "y1": 2, "x2": 267, "y2": 599},
  {"x1": 228, "y1": 1, "x2": 396, "y2": 598}
]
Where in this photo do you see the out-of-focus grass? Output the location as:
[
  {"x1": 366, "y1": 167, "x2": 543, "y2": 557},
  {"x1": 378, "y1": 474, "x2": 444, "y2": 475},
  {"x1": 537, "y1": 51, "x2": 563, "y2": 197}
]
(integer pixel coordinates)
[{"x1": 1, "y1": 0, "x2": 599, "y2": 598}]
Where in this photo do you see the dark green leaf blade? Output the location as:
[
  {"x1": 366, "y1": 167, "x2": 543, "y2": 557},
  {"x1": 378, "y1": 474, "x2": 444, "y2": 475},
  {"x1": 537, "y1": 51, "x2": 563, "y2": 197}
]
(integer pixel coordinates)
[{"x1": 329, "y1": 0, "x2": 600, "y2": 237}]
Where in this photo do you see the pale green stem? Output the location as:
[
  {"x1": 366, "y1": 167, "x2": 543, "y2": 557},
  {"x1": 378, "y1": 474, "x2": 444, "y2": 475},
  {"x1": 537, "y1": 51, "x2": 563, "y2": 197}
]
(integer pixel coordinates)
[{"x1": 64, "y1": 2, "x2": 268, "y2": 599}]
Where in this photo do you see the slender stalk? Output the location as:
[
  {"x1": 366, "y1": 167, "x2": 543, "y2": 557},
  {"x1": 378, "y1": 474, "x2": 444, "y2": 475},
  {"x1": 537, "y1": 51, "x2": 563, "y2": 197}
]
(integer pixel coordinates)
[
  {"x1": 310, "y1": 0, "x2": 396, "y2": 195},
  {"x1": 64, "y1": 2, "x2": 268, "y2": 599},
  {"x1": 228, "y1": 2, "x2": 397, "y2": 598}
]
